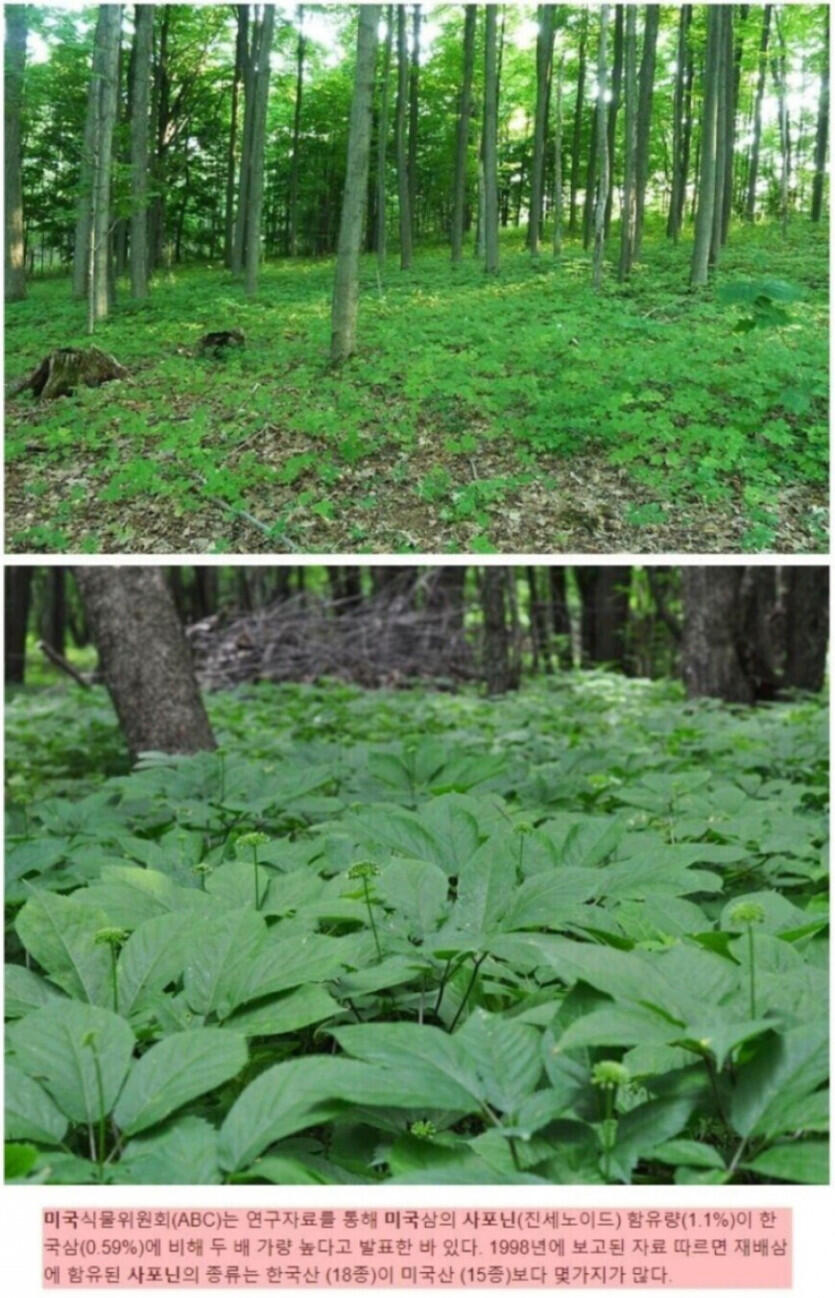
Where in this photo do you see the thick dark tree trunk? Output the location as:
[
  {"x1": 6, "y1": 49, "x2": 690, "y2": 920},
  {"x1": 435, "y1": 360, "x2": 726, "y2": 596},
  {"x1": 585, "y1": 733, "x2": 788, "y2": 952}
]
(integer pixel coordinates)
[
  {"x1": 811, "y1": 19, "x2": 829, "y2": 222},
  {"x1": 74, "y1": 567, "x2": 216, "y2": 759},
  {"x1": 5, "y1": 567, "x2": 32, "y2": 684},
  {"x1": 681, "y1": 568, "x2": 754, "y2": 703},
  {"x1": 782, "y1": 567, "x2": 829, "y2": 692},
  {"x1": 4, "y1": 5, "x2": 27, "y2": 302},
  {"x1": 526, "y1": 567, "x2": 553, "y2": 675},
  {"x1": 576, "y1": 567, "x2": 630, "y2": 669},
  {"x1": 481, "y1": 568, "x2": 518, "y2": 694}
]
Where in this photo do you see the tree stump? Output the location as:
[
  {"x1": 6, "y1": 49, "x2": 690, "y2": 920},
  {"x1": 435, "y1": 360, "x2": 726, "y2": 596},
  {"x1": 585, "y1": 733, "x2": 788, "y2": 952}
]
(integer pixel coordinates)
[
  {"x1": 7, "y1": 347, "x2": 128, "y2": 400},
  {"x1": 196, "y1": 329, "x2": 245, "y2": 356}
]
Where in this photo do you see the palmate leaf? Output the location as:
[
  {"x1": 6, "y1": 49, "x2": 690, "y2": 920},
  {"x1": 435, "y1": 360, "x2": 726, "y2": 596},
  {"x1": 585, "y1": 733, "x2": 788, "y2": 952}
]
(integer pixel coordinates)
[
  {"x1": 113, "y1": 1028, "x2": 248, "y2": 1135},
  {"x1": 8, "y1": 1001, "x2": 135, "y2": 1125}
]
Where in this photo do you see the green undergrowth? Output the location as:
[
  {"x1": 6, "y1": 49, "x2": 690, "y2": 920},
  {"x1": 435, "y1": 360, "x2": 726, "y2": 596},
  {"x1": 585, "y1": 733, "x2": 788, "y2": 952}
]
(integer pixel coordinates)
[
  {"x1": 5, "y1": 221, "x2": 828, "y2": 553},
  {"x1": 5, "y1": 673, "x2": 828, "y2": 1185}
]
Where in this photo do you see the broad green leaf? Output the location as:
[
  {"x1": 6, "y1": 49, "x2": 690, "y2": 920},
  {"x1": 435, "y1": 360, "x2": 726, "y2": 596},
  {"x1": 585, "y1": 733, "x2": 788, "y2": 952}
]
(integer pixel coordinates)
[
  {"x1": 452, "y1": 831, "x2": 517, "y2": 936},
  {"x1": 455, "y1": 1010, "x2": 542, "y2": 1113},
  {"x1": 14, "y1": 890, "x2": 112, "y2": 1005},
  {"x1": 8, "y1": 1002, "x2": 135, "y2": 1124},
  {"x1": 650, "y1": 1139, "x2": 726, "y2": 1170},
  {"x1": 226, "y1": 985, "x2": 341, "y2": 1037},
  {"x1": 332, "y1": 1022, "x2": 484, "y2": 1111},
  {"x1": 378, "y1": 858, "x2": 449, "y2": 937},
  {"x1": 114, "y1": 1116, "x2": 221, "y2": 1184},
  {"x1": 183, "y1": 908, "x2": 267, "y2": 1018},
  {"x1": 731, "y1": 1022, "x2": 829, "y2": 1139},
  {"x1": 227, "y1": 932, "x2": 367, "y2": 1012},
  {"x1": 114, "y1": 1028, "x2": 248, "y2": 1135},
  {"x1": 117, "y1": 913, "x2": 190, "y2": 1017},
  {"x1": 5, "y1": 1143, "x2": 39, "y2": 1179},
  {"x1": 554, "y1": 1004, "x2": 677, "y2": 1053},
  {"x1": 4, "y1": 964, "x2": 66, "y2": 1018},
  {"x1": 608, "y1": 1095, "x2": 695, "y2": 1182},
  {"x1": 505, "y1": 868, "x2": 599, "y2": 930},
  {"x1": 205, "y1": 860, "x2": 272, "y2": 909},
  {"x1": 5, "y1": 1061, "x2": 68, "y2": 1145},
  {"x1": 78, "y1": 865, "x2": 217, "y2": 928},
  {"x1": 742, "y1": 1141, "x2": 828, "y2": 1184}
]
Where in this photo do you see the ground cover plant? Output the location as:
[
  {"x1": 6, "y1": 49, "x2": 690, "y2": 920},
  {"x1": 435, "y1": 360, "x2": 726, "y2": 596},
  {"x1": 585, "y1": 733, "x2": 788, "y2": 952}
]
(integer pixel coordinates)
[
  {"x1": 5, "y1": 672, "x2": 828, "y2": 1185},
  {"x1": 5, "y1": 4, "x2": 829, "y2": 554},
  {"x1": 5, "y1": 224, "x2": 828, "y2": 554}
]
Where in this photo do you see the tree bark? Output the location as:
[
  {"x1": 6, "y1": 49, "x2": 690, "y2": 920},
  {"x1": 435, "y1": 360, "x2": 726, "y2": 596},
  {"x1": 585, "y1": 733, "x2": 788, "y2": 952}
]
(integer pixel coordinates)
[
  {"x1": 552, "y1": 54, "x2": 564, "y2": 255},
  {"x1": 288, "y1": 6, "x2": 306, "y2": 256},
  {"x1": 783, "y1": 567, "x2": 828, "y2": 693},
  {"x1": 528, "y1": 4, "x2": 556, "y2": 256},
  {"x1": 481, "y1": 568, "x2": 517, "y2": 694},
  {"x1": 633, "y1": 3, "x2": 659, "y2": 261},
  {"x1": 129, "y1": 3, "x2": 153, "y2": 298},
  {"x1": 5, "y1": 567, "x2": 32, "y2": 685},
  {"x1": 745, "y1": 4, "x2": 772, "y2": 221},
  {"x1": 330, "y1": 4, "x2": 380, "y2": 364},
  {"x1": 811, "y1": 18, "x2": 829, "y2": 222},
  {"x1": 772, "y1": 8, "x2": 790, "y2": 238},
  {"x1": 568, "y1": 10, "x2": 587, "y2": 234},
  {"x1": 244, "y1": 5, "x2": 275, "y2": 296},
  {"x1": 617, "y1": 5, "x2": 638, "y2": 280},
  {"x1": 395, "y1": 4, "x2": 412, "y2": 269},
  {"x1": 667, "y1": 4, "x2": 690, "y2": 241},
  {"x1": 4, "y1": 4, "x2": 27, "y2": 302},
  {"x1": 376, "y1": 6, "x2": 394, "y2": 267},
  {"x1": 681, "y1": 568, "x2": 753, "y2": 703},
  {"x1": 591, "y1": 5, "x2": 610, "y2": 291},
  {"x1": 603, "y1": 4, "x2": 623, "y2": 239},
  {"x1": 74, "y1": 567, "x2": 216, "y2": 759},
  {"x1": 451, "y1": 4, "x2": 476, "y2": 264},
  {"x1": 86, "y1": 5, "x2": 122, "y2": 327},
  {"x1": 407, "y1": 4, "x2": 421, "y2": 239},
  {"x1": 483, "y1": 5, "x2": 500, "y2": 274},
  {"x1": 576, "y1": 567, "x2": 630, "y2": 669},
  {"x1": 710, "y1": 4, "x2": 731, "y2": 266},
  {"x1": 690, "y1": 4, "x2": 722, "y2": 287},
  {"x1": 548, "y1": 567, "x2": 573, "y2": 669}
]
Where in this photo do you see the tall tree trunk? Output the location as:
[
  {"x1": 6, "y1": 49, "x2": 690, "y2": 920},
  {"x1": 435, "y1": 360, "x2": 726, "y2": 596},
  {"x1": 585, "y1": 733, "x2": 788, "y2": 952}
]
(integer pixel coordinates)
[
  {"x1": 568, "y1": 10, "x2": 588, "y2": 234},
  {"x1": 710, "y1": 4, "x2": 731, "y2": 266},
  {"x1": 225, "y1": 6, "x2": 248, "y2": 266},
  {"x1": 89, "y1": 5, "x2": 123, "y2": 328},
  {"x1": 72, "y1": 20, "x2": 100, "y2": 299},
  {"x1": 690, "y1": 4, "x2": 722, "y2": 287},
  {"x1": 681, "y1": 568, "x2": 753, "y2": 703},
  {"x1": 5, "y1": 567, "x2": 32, "y2": 685},
  {"x1": 483, "y1": 4, "x2": 500, "y2": 274},
  {"x1": 633, "y1": 3, "x2": 659, "y2": 261},
  {"x1": 44, "y1": 567, "x2": 68, "y2": 658},
  {"x1": 407, "y1": 4, "x2": 421, "y2": 239},
  {"x1": 811, "y1": 18, "x2": 829, "y2": 222},
  {"x1": 74, "y1": 567, "x2": 216, "y2": 760},
  {"x1": 617, "y1": 5, "x2": 638, "y2": 280},
  {"x1": 4, "y1": 5, "x2": 27, "y2": 302},
  {"x1": 330, "y1": 4, "x2": 380, "y2": 364},
  {"x1": 782, "y1": 568, "x2": 828, "y2": 693},
  {"x1": 244, "y1": 5, "x2": 275, "y2": 296},
  {"x1": 528, "y1": 4, "x2": 556, "y2": 256},
  {"x1": 592, "y1": 5, "x2": 610, "y2": 291},
  {"x1": 288, "y1": 6, "x2": 306, "y2": 256},
  {"x1": 481, "y1": 568, "x2": 517, "y2": 694},
  {"x1": 376, "y1": 6, "x2": 394, "y2": 268},
  {"x1": 233, "y1": 6, "x2": 256, "y2": 274},
  {"x1": 576, "y1": 567, "x2": 630, "y2": 669},
  {"x1": 772, "y1": 8, "x2": 790, "y2": 237},
  {"x1": 549, "y1": 567, "x2": 573, "y2": 669},
  {"x1": 667, "y1": 4, "x2": 690, "y2": 240},
  {"x1": 721, "y1": 3, "x2": 745, "y2": 241},
  {"x1": 603, "y1": 4, "x2": 624, "y2": 239},
  {"x1": 526, "y1": 568, "x2": 553, "y2": 675},
  {"x1": 395, "y1": 4, "x2": 412, "y2": 268},
  {"x1": 745, "y1": 4, "x2": 772, "y2": 221},
  {"x1": 451, "y1": 3, "x2": 476, "y2": 263},
  {"x1": 552, "y1": 54, "x2": 564, "y2": 255},
  {"x1": 129, "y1": 3, "x2": 153, "y2": 298}
]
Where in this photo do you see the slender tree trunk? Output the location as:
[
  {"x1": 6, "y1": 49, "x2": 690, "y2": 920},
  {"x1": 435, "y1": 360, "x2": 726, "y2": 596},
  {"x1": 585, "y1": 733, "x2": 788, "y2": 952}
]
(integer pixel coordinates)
[
  {"x1": 528, "y1": 4, "x2": 556, "y2": 256},
  {"x1": 90, "y1": 5, "x2": 123, "y2": 327},
  {"x1": 233, "y1": 7, "x2": 256, "y2": 274},
  {"x1": 710, "y1": 4, "x2": 730, "y2": 266},
  {"x1": 690, "y1": 4, "x2": 722, "y2": 287},
  {"x1": 552, "y1": 54, "x2": 564, "y2": 255},
  {"x1": 772, "y1": 9, "x2": 790, "y2": 237},
  {"x1": 811, "y1": 18, "x2": 829, "y2": 222},
  {"x1": 4, "y1": 5, "x2": 27, "y2": 302},
  {"x1": 244, "y1": 5, "x2": 275, "y2": 296},
  {"x1": 129, "y1": 3, "x2": 153, "y2": 298},
  {"x1": 618, "y1": 5, "x2": 637, "y2": 280},
  {"x1": 603, "y1": 4, "x2": 623, "y2": 239},
  {"x1": 287, "y1": 6, "x2": 306, "y2": 257},
  {"x1": 681, "y1": 568, "x2": 754, "y2": 703},
  {"x1": 745, "y1": 4, "x2": 772, "y2": 221},
  {"x1": 633, "y1": 3, "x2": 659, "y2": 261},
  {"x1": 407, "y1": 4, "x2": 421, "y2": 239},
  {"x1": 568, "y1": 11, "x2": 588, "y2": 234},
  {"x1": 451, "y1": 3, "x2": 476, "y2": 263},
  {"x1": 72, "y1": 23, "x2": 99, "y2": 299},
  {"x1": 592, "y1": 5, "x2": 610, "y2": 291},
  {"x1": 527, "y1": 568, "x2": 553, "y2": 675},
  {"x1": 549, "y1": 567, "x2": 573, "y2": 669},
  {"x1": 74, "y1": 567, "x2": 216, "y2": 759},
  {"x1": 721, "y1": 3, "x2": 745, "y2": 241},
  {"x1": 782, "y1": 567, "x2": 829, "y2": 693},
  {"x1": 395, "y1": 4, "x2": 412, "y2": 268},
  {"x1": 667, "y1": 4, "x2": 689, "y2": 240},
  {"x1": 330, "y1": 5, "x2": 380, "y2": 364},
  {"x1": 483, "y1": 4, "x2": 500, "y2": 274},
  {"x1": 481, "y1": 568, "x2": 517, "y2": 694},
  {"x1": 225, "y1": 7, "x2": 247, "y2": 266},
  {"x1": 5, "y1": 567, "x2": 32, "y2": 684},
  {"x1": 376, "y1": 6, "x2": 394, "y2": 268}
]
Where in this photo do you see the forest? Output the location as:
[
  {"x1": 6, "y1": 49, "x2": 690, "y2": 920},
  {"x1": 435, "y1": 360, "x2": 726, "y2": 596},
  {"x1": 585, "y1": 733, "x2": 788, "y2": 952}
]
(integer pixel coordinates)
[
  {"x1": 4, "y1": 564, "x2": 829, "y2": 1185},
  {"x1": 4, "y1": 4, "x2": 830, "y2": 555}
]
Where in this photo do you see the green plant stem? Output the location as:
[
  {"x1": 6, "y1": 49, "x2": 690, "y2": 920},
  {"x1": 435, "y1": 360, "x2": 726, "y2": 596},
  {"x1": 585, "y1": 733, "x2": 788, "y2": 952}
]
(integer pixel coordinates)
[
  {"x1": 363, "y1": 878, "x2": 382, "y2": 961},
  {"x1": 88, "y1": 1044, "x2": 108, "y2": 1181},
  {"x1": 703, "y1": 1053, "x2": 729, "y2": 1127},
  {"x1": 109, "y1": 944, "x2": 118, "y2": 1014},
  {"x1": 252, "y1": 846, "x2": 260, "y2": 910},
  {"x1": 448, "y1": 953, "x2": 486, "y2": 1032},
  {"x1": 746, "y1": 922, "x2": 756, "y2": 1018},
  {"x1": 602, "y1": 1086, "x2": 615, "y2": 1183}
]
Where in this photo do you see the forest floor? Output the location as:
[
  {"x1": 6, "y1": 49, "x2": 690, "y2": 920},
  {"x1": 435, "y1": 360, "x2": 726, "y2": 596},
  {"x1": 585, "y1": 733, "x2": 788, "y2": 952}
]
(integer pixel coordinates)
[{"x1": 5, "y1": 222, "x2": 828, "y2": 554}]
